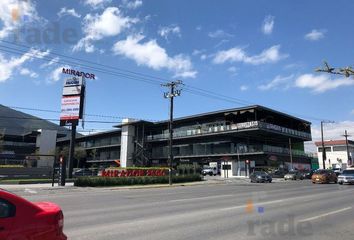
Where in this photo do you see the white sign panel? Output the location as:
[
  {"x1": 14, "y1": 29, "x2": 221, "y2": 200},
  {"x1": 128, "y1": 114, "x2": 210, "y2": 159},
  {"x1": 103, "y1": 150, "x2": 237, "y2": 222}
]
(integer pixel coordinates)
[
  {"x1": 64, "y1": 76, "x2": 84, "y2": 87},
  {"x1": 60, "y1": 96, "x2": 81, "y2": 120},
  {"x1": 62, "y1": 85, "x2": 82, "y2": 96}
]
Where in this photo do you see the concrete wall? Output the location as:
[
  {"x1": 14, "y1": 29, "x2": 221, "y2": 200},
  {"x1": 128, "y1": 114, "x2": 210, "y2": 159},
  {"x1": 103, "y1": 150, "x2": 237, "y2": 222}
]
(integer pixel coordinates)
[{"x1": 120, "y1": 119, "x2": 136, "y2": 168}]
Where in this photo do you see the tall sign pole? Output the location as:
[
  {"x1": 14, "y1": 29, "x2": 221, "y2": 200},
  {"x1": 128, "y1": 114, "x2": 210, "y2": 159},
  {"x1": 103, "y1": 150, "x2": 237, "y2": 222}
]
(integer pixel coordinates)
[
  {"x1": 60, "y1": 70, "x2": 87, "y2": 184},
  {"x1": 321, "y1": 121, "x2": 326, "y2": 169},
  {"x1": 162, "y1": 80, "x2": 183, "y2": 185}
]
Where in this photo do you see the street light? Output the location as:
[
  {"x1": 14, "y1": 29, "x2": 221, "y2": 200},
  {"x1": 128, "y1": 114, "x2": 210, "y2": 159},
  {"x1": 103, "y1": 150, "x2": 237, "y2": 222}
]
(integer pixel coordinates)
[{"x1": 320, "y1": 120, "x2": 335, "y2": 169}]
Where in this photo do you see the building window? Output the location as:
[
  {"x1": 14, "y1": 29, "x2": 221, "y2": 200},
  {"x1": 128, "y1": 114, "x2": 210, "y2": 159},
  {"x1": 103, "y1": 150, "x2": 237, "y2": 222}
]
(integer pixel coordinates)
[{"x1": 318, "y1": 147, "x2": 332, "y2": 152}]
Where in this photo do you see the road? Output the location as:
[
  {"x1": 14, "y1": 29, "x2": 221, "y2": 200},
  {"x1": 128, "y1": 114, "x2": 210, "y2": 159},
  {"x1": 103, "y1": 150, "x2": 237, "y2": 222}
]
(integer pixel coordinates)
[{"x1": 11, "y1": 180, "x2": 354, "y2": 240}]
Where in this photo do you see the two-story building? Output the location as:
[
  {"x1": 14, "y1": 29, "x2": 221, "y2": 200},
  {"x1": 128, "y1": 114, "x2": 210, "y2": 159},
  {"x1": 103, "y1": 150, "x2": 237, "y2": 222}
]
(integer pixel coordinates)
[
  {"x1": 57, "y1": 105, "x2": 312, "y2": 177},
  {"x1": 315, "y1": 140, "x2": 354, "y2": 169}
]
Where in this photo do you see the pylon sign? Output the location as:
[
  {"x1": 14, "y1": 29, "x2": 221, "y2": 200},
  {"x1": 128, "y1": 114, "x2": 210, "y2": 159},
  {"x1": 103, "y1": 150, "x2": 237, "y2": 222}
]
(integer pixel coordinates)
[{"x1": 60, "y1": 75, "x2": 86, "y2": 126}]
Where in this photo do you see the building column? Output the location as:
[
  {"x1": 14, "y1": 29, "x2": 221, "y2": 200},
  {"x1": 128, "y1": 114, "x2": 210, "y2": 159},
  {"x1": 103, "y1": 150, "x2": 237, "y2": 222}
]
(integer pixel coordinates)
[{"x1": 120, "y1": 119, "x2": 135, "y2": 168}]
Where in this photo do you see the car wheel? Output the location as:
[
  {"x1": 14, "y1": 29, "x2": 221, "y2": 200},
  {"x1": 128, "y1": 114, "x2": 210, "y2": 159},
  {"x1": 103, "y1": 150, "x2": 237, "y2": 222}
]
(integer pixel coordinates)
[
  {"x1": 338, "y1": 182, "x2": 343, "y2": 185},
  {"x1": 312, "y1": 181, "x2": 316, "y2": 184},
  {"x1": 269, "y1": 180, "x2": 272, "y2": 183},
  {"x1": 209, "y1": 173, "x2": 213, "y2": 176}
]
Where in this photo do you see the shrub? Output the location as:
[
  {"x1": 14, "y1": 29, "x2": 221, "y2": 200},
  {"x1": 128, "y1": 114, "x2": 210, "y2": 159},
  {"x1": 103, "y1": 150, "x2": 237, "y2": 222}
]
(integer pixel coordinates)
[{"x1": 74, "y1": 174, "x2": 202, "y2": 187}]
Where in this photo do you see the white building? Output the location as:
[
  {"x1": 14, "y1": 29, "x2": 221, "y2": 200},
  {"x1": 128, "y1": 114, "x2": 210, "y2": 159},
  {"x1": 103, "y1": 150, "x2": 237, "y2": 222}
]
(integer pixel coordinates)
[{"x1": 315, "y1": 140, "x2": 354, "y2": 169}]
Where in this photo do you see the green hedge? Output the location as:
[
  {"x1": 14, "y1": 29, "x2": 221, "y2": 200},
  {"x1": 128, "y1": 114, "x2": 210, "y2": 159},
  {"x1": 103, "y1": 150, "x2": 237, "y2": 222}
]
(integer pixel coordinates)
[{"x1": 74, "y1": 174, "x2": 202, "y2": 187}]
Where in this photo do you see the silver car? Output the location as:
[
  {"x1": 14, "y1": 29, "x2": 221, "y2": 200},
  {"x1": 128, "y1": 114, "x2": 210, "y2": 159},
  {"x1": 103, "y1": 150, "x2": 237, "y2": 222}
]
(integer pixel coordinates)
[
  {"x1": 338, "y1": 169, "x2": 354, "y2": 185},
  {"x1": 284, "y1": 170, "x2": 304, "y2": 180}
]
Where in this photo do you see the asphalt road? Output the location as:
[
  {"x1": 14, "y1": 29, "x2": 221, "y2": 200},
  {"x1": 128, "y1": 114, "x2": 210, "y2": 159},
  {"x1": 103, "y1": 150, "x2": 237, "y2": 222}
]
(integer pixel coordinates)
[{"x1": 12, "y1": 180, "x2": 354, "y2": 240}]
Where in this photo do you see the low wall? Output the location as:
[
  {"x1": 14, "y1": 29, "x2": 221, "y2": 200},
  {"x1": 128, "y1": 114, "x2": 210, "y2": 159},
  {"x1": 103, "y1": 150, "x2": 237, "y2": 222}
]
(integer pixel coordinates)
[{"x1": 0, "y1": 167, "x2": 52, "y2": 179}]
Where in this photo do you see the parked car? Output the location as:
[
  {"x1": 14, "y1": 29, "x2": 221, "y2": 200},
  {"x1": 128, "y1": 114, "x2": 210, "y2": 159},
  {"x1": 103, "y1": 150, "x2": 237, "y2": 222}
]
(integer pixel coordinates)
[
  {"x1": 201, "y1": 167, "x2": 217, "y2": 176},
  {"x1": 250, "y1": 171, "x2": 272, "y2": 183},
  {"x1": 312, "y1": 169, "x2": 338, "y2": 184},
  {"x1": 284, "y1": 170, "x2": 304, "y2": 180},
  {"x1": 332, "y1": 168, "x2": 342, "y2": 176},
  {"x1": 0, "y1": 189, "x2": 67, "y2": 240},
  {"x1": 73, "y1": 168, "x2": 97, "y2": 177},
  {"x1": 338, "y1": 169, "x2": 354, "y2": 185},
  {"x1": 270, "y1": 169, "x2": 288, "y2": 178},
  {"x1": 300, "y1": 170, "x2": 314, "y2": 179}
]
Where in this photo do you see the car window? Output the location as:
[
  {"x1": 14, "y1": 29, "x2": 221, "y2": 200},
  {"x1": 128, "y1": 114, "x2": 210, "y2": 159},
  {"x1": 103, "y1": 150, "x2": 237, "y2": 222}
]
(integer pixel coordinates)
[
  {"x1": 0, "y1": 198, "x2": 16, "y2": 218},
  {"x1": 342, "y1": 170, "x2": 354, "y2": 174}
]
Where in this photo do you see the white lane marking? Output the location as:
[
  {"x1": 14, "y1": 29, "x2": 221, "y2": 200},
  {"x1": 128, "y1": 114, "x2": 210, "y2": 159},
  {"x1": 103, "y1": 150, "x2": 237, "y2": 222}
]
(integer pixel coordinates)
[
  {"x1": 169, "y1": 194, "x2": 234, "y2": 202},
  {"x1": 24, "y1": 188, "x2": 37, "y2": 194},
  {"x1": 298, "y1": 207, "x2": 352, "y2": 223},
  {"x1": 220, "y1": 199, "x2": 284, "y2": 211}
]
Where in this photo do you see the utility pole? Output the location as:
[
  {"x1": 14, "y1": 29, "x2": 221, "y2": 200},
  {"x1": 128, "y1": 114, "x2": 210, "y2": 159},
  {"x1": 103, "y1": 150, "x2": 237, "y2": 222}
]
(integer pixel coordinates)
[
  {"x1": 162, "y1": 80, "x2": 183, "y2": 185},
  {"x1": 320, "y1": 120, "x2": 334, "y2": 169},
  {"x1": 342, "y1": 130, "x2": 351, "y2": 166},
  {"x1": 321, "y1": 121, "x2": 326, "y2": 169},
  {"x1": 289, "y1": 138, "x2": 293, "y2": 170}
]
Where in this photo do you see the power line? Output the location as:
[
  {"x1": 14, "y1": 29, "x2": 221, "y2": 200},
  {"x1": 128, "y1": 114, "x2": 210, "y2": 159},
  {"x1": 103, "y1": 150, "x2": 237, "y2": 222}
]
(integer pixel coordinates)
[{"x1": 0, "y1": 42, "x2": 333, "y2": 123}]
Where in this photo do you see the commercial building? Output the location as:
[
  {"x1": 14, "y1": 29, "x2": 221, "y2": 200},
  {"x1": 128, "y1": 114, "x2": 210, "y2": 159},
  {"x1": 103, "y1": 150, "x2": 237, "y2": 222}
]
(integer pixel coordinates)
[
  {"x1": 0, "y1": 105, "x2": 70, "y2": 167},
  {"x1": 57, "y1": 105, "x2": 312, "y2": 177},
  {"x1": 315, "y1": 140, "x2": 354, "y2": 169}
]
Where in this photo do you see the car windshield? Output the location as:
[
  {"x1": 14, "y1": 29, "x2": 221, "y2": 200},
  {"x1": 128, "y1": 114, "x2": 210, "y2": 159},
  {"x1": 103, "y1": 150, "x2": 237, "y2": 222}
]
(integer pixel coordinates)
[
  {"x1": 314, "y1": 170, "x2": 329, "y2": 174},
  {"x1": 254, "y1": 171, "x2": 268, "y2": 176},
  {"x1": 288, "y1": 171, "x2": 298, "y2": 174},
  {"x1": 342, "y1": 170, "x2": 354, "y2": 174}
]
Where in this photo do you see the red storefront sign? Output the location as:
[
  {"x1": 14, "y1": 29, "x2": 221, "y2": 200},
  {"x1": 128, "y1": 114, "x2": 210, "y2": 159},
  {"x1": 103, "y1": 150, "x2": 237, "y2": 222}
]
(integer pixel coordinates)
[{"x1": 101, "y1": 169, "x2": 167, "y2": 178}]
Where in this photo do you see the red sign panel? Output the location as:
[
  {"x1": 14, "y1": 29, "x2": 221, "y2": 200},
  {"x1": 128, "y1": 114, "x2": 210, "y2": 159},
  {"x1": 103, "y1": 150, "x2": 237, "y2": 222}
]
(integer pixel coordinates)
[{"x1": 101, "y1": 169, "x2": 167, "y2": 178}]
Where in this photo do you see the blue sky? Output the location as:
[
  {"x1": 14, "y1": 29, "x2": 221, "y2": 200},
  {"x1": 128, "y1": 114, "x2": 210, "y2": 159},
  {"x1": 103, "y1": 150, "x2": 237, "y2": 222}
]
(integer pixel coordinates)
[{"x1": 0, "y1": 0, "x2": 354, "y2": 151}]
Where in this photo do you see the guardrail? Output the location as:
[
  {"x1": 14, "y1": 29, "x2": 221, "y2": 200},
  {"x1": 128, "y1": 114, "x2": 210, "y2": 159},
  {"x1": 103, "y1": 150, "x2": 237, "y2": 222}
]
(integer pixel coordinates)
[{"x1": 146, "y1": 121, "x2": 311, "y2": 141}]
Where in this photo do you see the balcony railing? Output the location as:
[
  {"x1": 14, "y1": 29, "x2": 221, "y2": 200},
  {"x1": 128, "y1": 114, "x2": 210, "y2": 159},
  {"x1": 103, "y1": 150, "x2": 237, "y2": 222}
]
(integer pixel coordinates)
[
  {"x1": 151, "y1": 144, "x2": 310, "y2": 158},
  {"x1": 146, "y1": 121, "x2": 311, "y2": 141}
]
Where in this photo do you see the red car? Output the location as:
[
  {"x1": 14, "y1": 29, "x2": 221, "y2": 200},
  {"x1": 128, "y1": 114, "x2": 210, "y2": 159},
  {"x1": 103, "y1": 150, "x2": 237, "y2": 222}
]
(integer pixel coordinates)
[{"x1": 0, "y1": 189, "x2": 67, "y2": 240}]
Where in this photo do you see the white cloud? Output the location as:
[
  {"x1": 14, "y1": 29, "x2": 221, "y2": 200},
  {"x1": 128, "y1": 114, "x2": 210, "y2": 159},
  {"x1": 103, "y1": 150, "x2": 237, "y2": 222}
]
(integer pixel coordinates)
[
  {"x1": 262, "y1": 15, "x2": 274, "y2": 35},
  {"x1": 48, "y1": 65, "x2": 70, "y2": 83},
  {"x1": 0, "y1": 0, "x2": 38, "y2": 39},
  {"x1": 258, "y1": 75, "x2": 294, "y2": 91},
  {"x1": 112, "y1": 34, "x2": 197, "y2": 78},
  {"x1": 20, "y1": 68, "x2": 38, "y2": 78},
  {"x1": 304, "y1": 29, "x2": 326, "y2": 41},
  {"x1": 122, "y1": 0, "x2": 143, "y2": 9},
  {"x1": 158, "y1": 25, "x2": 181, "y2": 40},
  {"x1": 208, "y1": 29, "x2": 233, "y2": 38},
  {"x1": 213, "y1": 45, "x2": 287, "y2": 65},
  {"x1": 227, "y1": 66, "x2": 237, "y2": 73},
  {"x1": 294, "y1": 74, "x2": 354, "y2": 93},
  {"x1": 200, "y1": 54, "x2": 207, "y2": 60},
  {"x1": 84, "y1": 0, "x2": 111, "y2": 8},
  {"x1": 73, "y1": 7, "x2": 137, "y2": 53},
  {"x1": 0, "y1": 49, "x2": 49, "y2": 82},
  {"x1": 58, "y1": 7, "x2": 81, "y2": 18},
  {"x1": 40, "y1": 57, "x2": 60, "y2": 68},
  {"x1": 240, "y1": 85, "x2": 248, "y2": 91}
]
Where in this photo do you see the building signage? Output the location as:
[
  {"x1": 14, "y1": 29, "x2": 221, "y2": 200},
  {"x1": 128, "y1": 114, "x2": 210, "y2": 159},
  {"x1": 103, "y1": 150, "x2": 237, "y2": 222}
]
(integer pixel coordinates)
[
  {"x1": 62, "y1": 85, "x2": 82, "y2": 96},
  {"x1": 64, "y1": 76, "x2": 84, "y2": 87},
  {"x1": 62, "y1": 68, "x2": 95, "y2": 80},
  {"x1": 101, "y1": 169, "x2": 167, "y2": 178},
  {"x1": 60, "y1": 96, "x2": 81, "y2": 120}
]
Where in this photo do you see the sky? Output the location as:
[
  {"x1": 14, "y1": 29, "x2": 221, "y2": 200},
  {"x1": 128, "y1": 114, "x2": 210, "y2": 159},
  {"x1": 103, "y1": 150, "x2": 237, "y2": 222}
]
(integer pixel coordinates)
[{"x1": 0, "y1": 0, "x2": 354, "y2": 152}]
